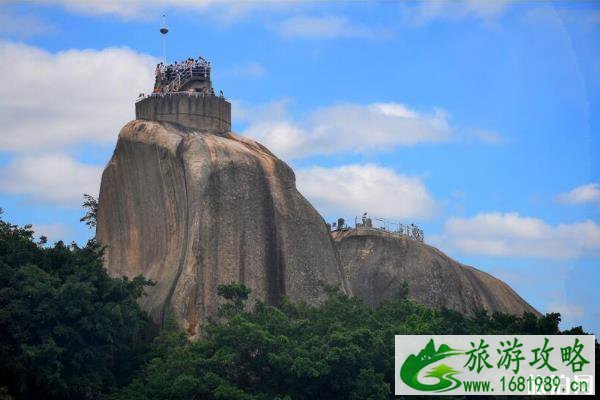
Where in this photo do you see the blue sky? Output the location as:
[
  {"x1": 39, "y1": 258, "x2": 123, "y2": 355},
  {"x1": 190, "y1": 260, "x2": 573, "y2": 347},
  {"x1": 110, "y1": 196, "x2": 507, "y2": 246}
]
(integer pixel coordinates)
[{"x1": 0, "y1": 0, "x2": 598, "y2": 334}]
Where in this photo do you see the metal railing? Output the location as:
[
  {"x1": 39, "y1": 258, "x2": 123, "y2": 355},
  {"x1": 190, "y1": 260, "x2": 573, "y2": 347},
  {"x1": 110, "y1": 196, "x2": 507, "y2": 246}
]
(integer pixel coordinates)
[
  {"x1": 164, "y1": 73, "x2": 181, "y2": 92},
  {"x1": 135, "y1": 90, "x2": 226, "y2": 103},
  {"x1": 330, "y1": 215, "x2": 424, "y2": 243},
  {"x1": 159, "y1": 63, "x2": 210, "y2": 92}
]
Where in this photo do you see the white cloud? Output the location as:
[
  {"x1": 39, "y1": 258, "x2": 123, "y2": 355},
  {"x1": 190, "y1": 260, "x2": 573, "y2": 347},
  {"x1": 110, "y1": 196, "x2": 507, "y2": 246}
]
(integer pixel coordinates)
[
  {"x1": 39, "y1": 1, "x2": 383, "y2": 36},
  {"x1": 0, "y1": 40, "x2": 156, "y2": 152},
  {"x1": 40, "y1": 0, "x2": 515, "y2": 28},
  {"x1": 39, "y1": 0, "x2": 292, "y2": 21},
  {"x1": 275, "y1": 15, "x2": 382, "y2": 39},
  {"x1": 557, "y1": 183, "x2": 600, "y2": 205},
  {"x1": 549, "y1": 302, "x2": 584, "y2": 320},
  {"x1": 437, "y1": 212, "x2": 600, "y2": 259},
  {"x1": 296, "y1": 164, "x2": 438, "y2": 220},
  {"x1": 0, "y1": 154, "x2": 102, "y2": 207},
  {"x1": 40, "y1": 0, "x2": 214, "y2": 19},
  {"x1": 233, "y1": 98, "x2": 291, "y2": 124},
  {"x1": 32, "y1": 223, "x2": 74, "y2": 243},
  {"x1": 469, "y1": 128, "x2": 505, "y2": 144},
  {"x1": 405, "y1": 0, "x2": 514, "y2": 25},
  {"x1": 239, "y1": 101, "x2": 452, "y2": 159},
  {"x1": 524, "y1": 7, "x2": 600, "y2": 32},
  {"x1": 0, "y1": 12, "x2": 57, "y2": 38},
  {"x1": 227, "y1": 61, "x2": 266, "y2": 77}
]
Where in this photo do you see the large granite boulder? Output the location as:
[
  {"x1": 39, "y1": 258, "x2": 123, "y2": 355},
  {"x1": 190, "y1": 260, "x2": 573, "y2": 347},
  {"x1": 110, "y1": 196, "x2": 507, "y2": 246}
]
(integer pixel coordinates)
[
  {"x1": 97, "y1": 120, "x2": 348, "y2": 336},
  {"x1": 332, "y1": 228, "x2": 539, "y2": 316}
]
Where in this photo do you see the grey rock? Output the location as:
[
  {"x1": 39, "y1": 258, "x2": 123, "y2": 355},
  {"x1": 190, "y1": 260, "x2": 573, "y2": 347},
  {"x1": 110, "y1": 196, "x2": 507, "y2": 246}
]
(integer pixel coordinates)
[
  {"x1": 332, "y1": 228, "x2": 539, "y2": 316},
  {"x1": 97, "y1": 120, "x2": 348, "y2": 336}
]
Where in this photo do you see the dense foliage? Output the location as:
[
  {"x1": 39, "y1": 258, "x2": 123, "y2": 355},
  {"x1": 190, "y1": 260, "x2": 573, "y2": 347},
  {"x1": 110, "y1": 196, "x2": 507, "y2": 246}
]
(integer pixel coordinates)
[
  {"x1": 112, "y1": 284, "x2": 573, "y2": 400},
  {"x1": 0, "y1": 209, "x2": 152, "y2": 400},
  {"x1": 1, "y1": 210, "x2": 596, "y2": 400}
]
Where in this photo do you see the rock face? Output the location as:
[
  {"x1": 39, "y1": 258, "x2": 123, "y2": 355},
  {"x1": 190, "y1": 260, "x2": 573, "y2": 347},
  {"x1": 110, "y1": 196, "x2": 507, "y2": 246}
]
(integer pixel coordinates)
[
  {"x1": 97, "y1": 117, "x2": 538, "y2": 334},
  {"x1": 97, "y1": 120, "x2": 348, "y2": 336},
  {"x1": 332, "y1": 228, "x2": 538, "y2": 316}
]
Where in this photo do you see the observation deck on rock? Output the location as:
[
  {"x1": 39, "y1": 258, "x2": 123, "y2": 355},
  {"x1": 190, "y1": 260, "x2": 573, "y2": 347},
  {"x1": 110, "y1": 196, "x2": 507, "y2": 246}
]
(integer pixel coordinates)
[{"x1": 135, "y1": 56, "x2": 231, "y2": 133}]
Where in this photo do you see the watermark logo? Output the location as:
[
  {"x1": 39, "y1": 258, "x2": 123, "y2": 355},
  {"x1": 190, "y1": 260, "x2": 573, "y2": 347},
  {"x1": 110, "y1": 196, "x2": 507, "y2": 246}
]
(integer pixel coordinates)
[
  {"x1": 400, "y1": 339, "x2": 464, "y2": 392},
  {"x1": 395, "y1": 335, "x2": 595, "y2": 396}
]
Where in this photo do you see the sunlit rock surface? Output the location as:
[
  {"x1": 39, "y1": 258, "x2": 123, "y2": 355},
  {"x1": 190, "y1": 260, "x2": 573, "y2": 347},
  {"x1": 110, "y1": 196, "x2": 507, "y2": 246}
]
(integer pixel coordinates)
[
  {"x1": 97, "y1": 120, "x2": 348, "y2": 336},
  {"x1": 332, "y1": 228, "x2": 539, "y2": 316}
]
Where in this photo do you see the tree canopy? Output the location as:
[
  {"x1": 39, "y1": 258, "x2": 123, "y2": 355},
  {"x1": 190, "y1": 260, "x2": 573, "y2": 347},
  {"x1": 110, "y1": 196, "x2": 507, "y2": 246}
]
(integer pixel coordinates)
[
  {"x1": 0, "y1": 209, "x2": 596, "y2": 400},
  {"x1": 112, "y1": 285, "x2": 573, "y2": 400},
  {"x1": 0, "y1": 209, "x2": 153, "y2": 399}
]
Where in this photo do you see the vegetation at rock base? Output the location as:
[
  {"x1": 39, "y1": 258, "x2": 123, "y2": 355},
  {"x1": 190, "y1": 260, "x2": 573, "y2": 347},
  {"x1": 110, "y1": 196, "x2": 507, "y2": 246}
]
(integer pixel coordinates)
[
  {"x1": 112, "y1": 283, "x2": 597, "y2": 400},
  {"x1": 0, "y1": 210, "x2": 597, "y2": 399},
  {"x1": 0, "y1": 209, "x2": 153, "y2": 399}
]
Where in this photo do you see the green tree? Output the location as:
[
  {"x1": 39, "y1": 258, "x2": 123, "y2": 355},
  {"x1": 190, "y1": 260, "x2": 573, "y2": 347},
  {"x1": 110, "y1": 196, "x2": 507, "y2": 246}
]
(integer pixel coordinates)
[
  {"x1": 0, "y1": 209, "x2": 153, "y2": 399},
  {"x1": 113, "y1": 282, "x2": 574, "y2": 400},
  {"x1": 80, "y1": 194, "x2": 99, "y2": 229},
  {"x1": 2, "y1": 208, "x2": 596, "y2": 400}
]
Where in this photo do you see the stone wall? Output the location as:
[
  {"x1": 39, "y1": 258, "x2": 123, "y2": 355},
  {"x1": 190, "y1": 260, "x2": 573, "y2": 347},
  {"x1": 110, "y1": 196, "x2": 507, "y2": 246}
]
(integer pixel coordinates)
[{"x1": 135, "y1": 93, "x2": 231, "y2": 132}]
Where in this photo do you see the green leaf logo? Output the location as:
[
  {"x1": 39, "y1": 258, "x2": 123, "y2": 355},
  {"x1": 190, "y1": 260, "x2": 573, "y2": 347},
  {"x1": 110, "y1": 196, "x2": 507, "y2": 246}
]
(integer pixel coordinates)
[{"x1": 400, "y1": 339, "x2": 464, "y2": 392}]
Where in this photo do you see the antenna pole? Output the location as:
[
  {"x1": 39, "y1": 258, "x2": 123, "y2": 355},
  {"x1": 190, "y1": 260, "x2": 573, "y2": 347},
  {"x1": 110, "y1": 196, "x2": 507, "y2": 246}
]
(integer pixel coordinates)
[
  {"x1": 160, "y1": 14, "x2": 169, "y2": 64},
  {"x1": 163, "y1": 34, "x2": 167, "y2": 64}
]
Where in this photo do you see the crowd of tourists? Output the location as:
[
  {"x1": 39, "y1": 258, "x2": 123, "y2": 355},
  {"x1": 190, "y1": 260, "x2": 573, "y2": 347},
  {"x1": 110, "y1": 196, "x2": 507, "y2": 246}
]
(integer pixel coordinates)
[
  {"x1": 153, "y1": 56, "x2": 214, "y2": 93},
  {"x1": 328, "y1": 213, "x2": 425, "y2": 242}
]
